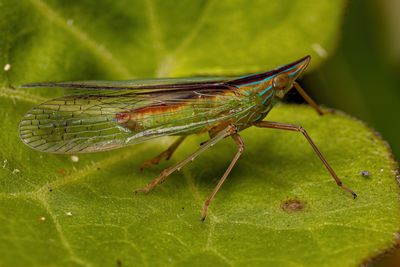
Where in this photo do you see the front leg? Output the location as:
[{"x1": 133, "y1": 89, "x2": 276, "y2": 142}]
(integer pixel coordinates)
[
  {"x1": 254, "y1": 120, "x2": 357, "y2": 198},
  {"x1": 293, "y1": 81, "x2": 325, "y2": 115}
]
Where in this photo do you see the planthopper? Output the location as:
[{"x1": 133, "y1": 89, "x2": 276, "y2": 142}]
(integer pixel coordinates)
[{"x1": 19, "y1": 55, "x2": 356, "y2": 221}]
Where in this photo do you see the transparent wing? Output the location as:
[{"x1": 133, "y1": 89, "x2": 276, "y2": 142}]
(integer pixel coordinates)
[{"x1": 19, "y1": 87, "x2": 254, "y2": 154}]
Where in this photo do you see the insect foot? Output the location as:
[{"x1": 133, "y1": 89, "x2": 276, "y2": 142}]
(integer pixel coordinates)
[
  {"x1": 134, "y1": 171, "x2": 168, "y2": 195},
  {"x1": 140, "y1": 152, "x2": 170, "y2": 172},
  {"x1": 140, "y1": 162, "x2": 151, "y2": 172},
  {"x1": 134, "y1": 185, "x2": 151, "y2": 195}
]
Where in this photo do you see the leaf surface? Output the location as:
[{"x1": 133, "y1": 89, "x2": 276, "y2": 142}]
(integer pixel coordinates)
[
  {"x1": 1, "y1": 100, "x2": 399, "y2": 266},
  {"x1": 1, "y1": 0, "x2": 345, "y2": 86},
  {"x1": 2, "y1": 1, "x2": 399, "y2": 266}
]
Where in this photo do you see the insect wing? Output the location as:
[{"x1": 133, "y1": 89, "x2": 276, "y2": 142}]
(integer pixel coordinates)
[
  {"x1": 19, "y1": 95, "x2": 130, "y2": 153},
  {"x1": 22, "y1": 77, "x2": 233, "y2": 96},
  {"x1": 19, "y1": 81, "x2": 253, "y2": 153}
]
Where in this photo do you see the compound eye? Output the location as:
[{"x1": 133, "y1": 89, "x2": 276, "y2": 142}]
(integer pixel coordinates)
[{"x1": 272, "y1": 73, "x2": 290, "y2": 90}]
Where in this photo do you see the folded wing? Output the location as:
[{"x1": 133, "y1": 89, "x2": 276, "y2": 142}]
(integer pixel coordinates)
[{"x1": 19, "y1": 77, "x2": 254, "y2": 153}]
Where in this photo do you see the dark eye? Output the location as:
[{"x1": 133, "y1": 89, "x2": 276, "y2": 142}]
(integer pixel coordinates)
[{"x1": 272, "y1": 73, "x2": 290, "y2": 90}]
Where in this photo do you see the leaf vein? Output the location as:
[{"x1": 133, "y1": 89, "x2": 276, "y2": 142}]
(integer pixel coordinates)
[
  {"x1": 30, "y1": 0, "x2": 133, "y2": 78},
  {"x1": 0, "y1": 87, "x2": 47, "y2": 104},
  {"x1": 156, "y1": 0, "x2": 215, "y2": 77}
]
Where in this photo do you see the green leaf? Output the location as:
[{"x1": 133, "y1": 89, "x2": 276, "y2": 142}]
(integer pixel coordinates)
[
  {"x1": 1, "y1": 100, "x2": 399, "y2": 266},
  {"x1": 3, "y1": 0, "x2": 399, "y2": 266},
  {"x1": 1, "y1": 0, "x2": 346, "y2": 88}
]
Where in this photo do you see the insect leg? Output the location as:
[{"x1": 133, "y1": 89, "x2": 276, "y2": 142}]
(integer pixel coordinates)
[
  {"x1": 140, "y1": 136, "x2": 186, "y2": 171},
  {"x1": 254, "y1": 121, "x2": 357, "y2": 198},
  {"x1": 134, "y1": 124, "x2": 237, "y2": 196},
  {"x1": 201, "y1": 133, "x2": 244, "y2": 221},
  {"x1": 293, "y1": 81, "x2": 325, "y2": 115}
]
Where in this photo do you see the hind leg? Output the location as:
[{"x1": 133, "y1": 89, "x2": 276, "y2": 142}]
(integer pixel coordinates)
[{"x1": 135, "y1": 125, "x2": 237, "y2": 195}]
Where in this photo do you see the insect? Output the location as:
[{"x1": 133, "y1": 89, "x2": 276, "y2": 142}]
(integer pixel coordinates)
[{"x1": 19, "y1": 55, "x2": 356, "y2": 221}]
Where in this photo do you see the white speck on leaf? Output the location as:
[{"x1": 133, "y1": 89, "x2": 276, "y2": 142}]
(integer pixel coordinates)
[
  {"x1": 2, "y1": 159, "x2": 7, "y2": 168},
  {"x1": 71, "y1": 155, "x2": 79, "y2": 162},
  {"x1": 66, "y1": 212, "x2": 72, "y2": 216},
  {"x1": 312, "y1": 43, "x2": 328, "y2": 58},
  {"x1": 380, "y1": 169, "x2": 384, "y2": 172},
  {"x1": 4, "y1": 64, "x2": 10, "y2": 71},
  {"x1": 67, "y1": 19, "x2": 73, "y2": 26},
  {"x1": 12, "y1": 169, "x2": 20, "y2": 174}
]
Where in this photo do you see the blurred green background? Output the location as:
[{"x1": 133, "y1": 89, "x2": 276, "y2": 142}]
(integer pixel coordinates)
[{"x1": 302, "y1": 0, "x2": 400, "y2": 162}]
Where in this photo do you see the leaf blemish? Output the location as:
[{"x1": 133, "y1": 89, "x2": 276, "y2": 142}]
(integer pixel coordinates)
[
  {"x1": 360, "y1": 170, "x2": 370, "y2": 177},
  {"x1": 281, "y1": 199, "x2": 305, "y2": 213}
]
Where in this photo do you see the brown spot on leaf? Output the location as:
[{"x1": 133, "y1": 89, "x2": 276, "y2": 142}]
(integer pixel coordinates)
[{"x1": 281, "y1": 199, "x2": 305, "y2": 213}]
